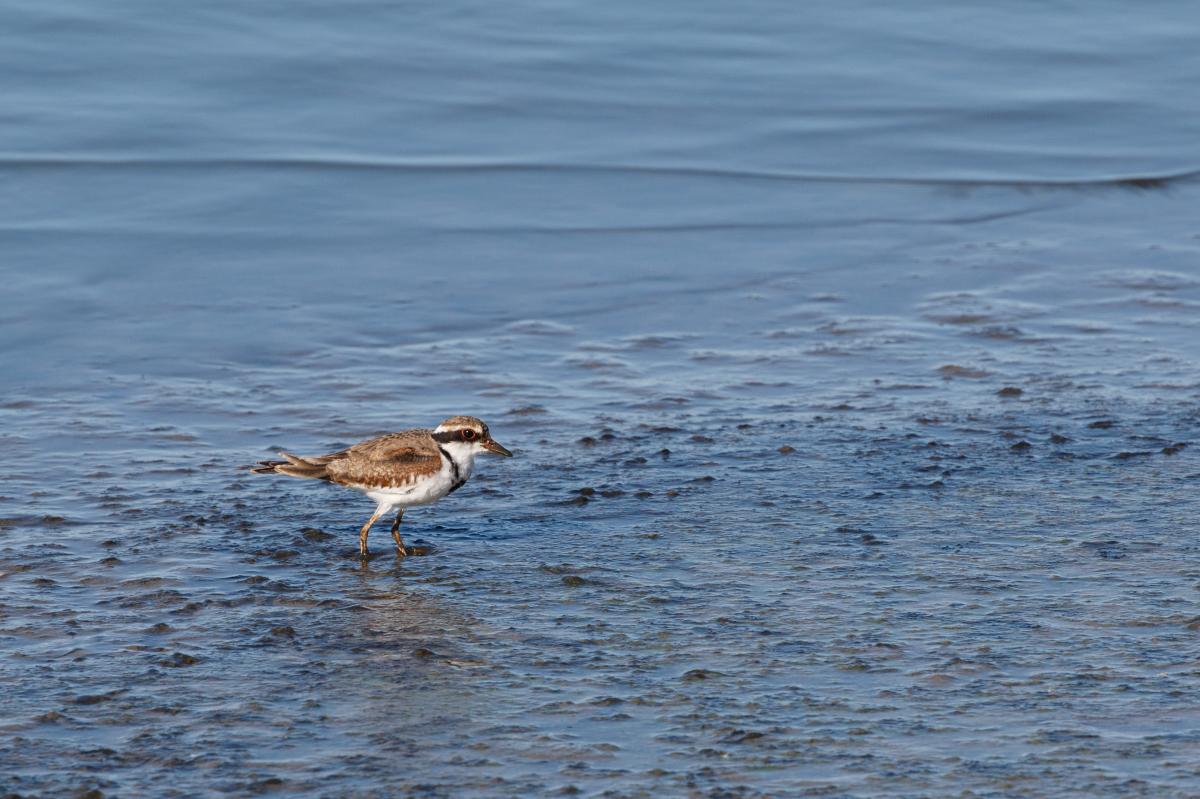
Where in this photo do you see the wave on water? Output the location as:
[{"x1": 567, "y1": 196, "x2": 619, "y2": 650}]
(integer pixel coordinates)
[{"x1": 1, "y1": 154, "x2": 1197, "y2": 191}]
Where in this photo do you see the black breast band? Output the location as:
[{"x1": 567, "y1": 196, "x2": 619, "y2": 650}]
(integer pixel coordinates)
[{"x1": 437, "y1": 445, "x2": 466, "y2": 493}]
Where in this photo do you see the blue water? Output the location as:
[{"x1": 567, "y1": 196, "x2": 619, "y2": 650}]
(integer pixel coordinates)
[{"x1": 2, "y1": 2, "x2": 1200, "y2": 797}]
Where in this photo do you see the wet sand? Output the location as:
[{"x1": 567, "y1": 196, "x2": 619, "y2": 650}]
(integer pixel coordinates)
[{"x1": 4, "y1": 231, "x2": 1200, "y2": 795}]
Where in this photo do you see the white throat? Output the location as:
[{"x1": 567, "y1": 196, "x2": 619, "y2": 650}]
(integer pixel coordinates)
[{"x1": 436, "y1": 440, "x2": 479, "y2": 478}]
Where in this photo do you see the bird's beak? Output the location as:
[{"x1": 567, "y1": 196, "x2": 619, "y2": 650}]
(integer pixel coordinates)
[{"x1": 481, "y1": 438, "x2": 513, "y2": 457}]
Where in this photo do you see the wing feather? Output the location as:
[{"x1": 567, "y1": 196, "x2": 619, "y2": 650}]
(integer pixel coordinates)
[{"x1": 323, "y1": 429, "x2": 442, "y2": 488}]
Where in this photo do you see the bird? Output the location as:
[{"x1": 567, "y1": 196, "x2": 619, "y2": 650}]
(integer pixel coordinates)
[{"x1": 251, "y1": 416, "x2": 511, "y2": 558}]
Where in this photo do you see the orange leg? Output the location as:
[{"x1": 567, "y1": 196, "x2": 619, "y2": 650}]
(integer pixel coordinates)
[{"x1": 358, "y1": 506, "x2": 386, "y2": 558}]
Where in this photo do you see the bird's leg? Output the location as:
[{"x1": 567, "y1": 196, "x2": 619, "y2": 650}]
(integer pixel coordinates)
[
  {"x1": 358, "y1": 506, "x2": 386, "y2": 559},
  {"x1": 390, "y1": 508, "x2": 406, "y2": 556}
]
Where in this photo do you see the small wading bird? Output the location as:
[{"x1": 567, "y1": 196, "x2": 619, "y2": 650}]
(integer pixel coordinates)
[{"x1": 252, "y1": 416, "x2": 511, "y2": 558}]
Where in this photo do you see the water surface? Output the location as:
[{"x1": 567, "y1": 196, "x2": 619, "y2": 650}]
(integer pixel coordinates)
[{"x1": 3, "y1": 1, "x2": 1200, "y2": 796}]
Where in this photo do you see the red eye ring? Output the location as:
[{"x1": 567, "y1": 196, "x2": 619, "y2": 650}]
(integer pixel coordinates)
[{"x1": 461, "y1": 429, "x2": 476, "y2": 441}]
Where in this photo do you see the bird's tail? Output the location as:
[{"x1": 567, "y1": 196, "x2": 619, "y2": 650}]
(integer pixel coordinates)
[{"x1": 251, "y1": 453, "x2": 333, "y2": 480}]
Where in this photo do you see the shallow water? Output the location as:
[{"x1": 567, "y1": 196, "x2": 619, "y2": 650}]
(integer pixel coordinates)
[{"x1": 3, "y1": 1, "x2": 1200, "y2": 797}]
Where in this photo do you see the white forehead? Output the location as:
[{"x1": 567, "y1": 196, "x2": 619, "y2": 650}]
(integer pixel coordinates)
[{"x1": 434, "y1": 416, "x2": 486, "y2": 433}]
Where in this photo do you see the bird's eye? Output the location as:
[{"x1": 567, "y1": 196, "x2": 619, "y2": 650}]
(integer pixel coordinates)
[{"x1": 461, "y1": 429, "x2": 476, "y2": 441}]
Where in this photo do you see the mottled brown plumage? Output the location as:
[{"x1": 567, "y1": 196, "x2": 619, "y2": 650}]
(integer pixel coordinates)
[
  {"x1": 252, "y1": 429, "x2": 444, "y2": 488},
  {"x1": 325, "y1": 430, "x2": 445, "y2": 490}
]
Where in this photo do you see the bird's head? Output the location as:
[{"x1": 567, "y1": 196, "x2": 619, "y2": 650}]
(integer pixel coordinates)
[{"x1": 432, "y1": 416, "x2": 512, "y2": 459}]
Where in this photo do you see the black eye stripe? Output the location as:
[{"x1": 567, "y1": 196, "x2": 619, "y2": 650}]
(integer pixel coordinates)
[{"x1": 432, "y1": 429, "x2": 482, "y2": 443}]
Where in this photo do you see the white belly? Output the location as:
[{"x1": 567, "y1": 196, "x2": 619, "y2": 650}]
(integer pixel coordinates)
[{"x1": 364, "y1": 459, "x2": 467, "y2": 509}]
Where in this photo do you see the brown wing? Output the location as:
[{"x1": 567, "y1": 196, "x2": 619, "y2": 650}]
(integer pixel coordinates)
[{"x1": 322, "y1": 429, "x2": 443, "y2": 489}]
